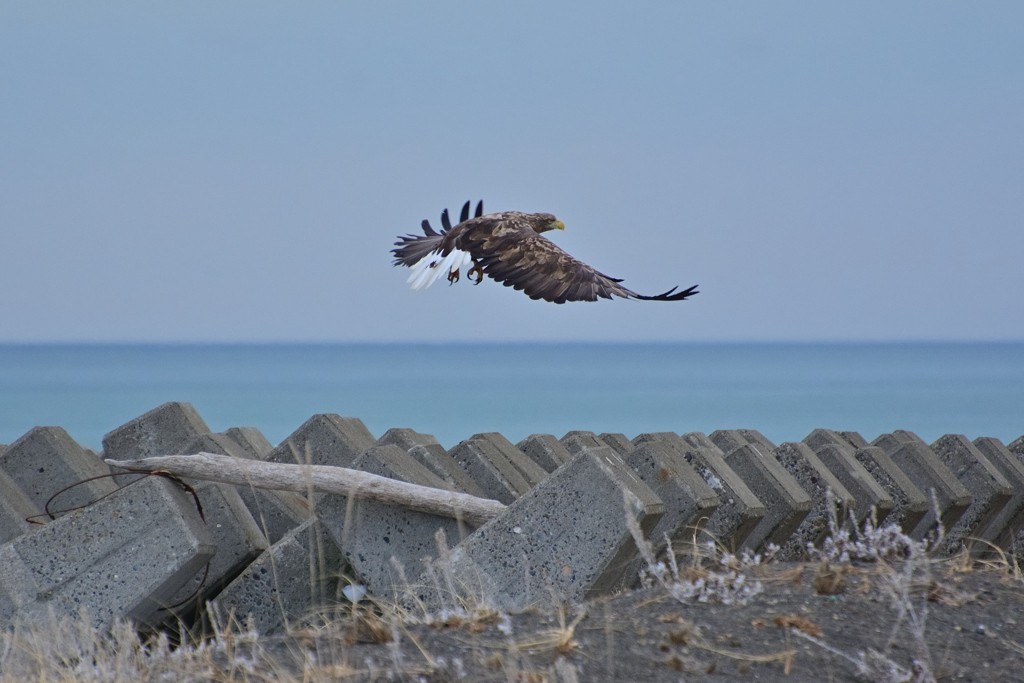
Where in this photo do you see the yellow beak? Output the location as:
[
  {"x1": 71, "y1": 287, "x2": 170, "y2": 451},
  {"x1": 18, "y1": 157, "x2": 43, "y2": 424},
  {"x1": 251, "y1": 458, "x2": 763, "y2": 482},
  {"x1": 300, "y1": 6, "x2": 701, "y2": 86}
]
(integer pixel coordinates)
[{"x1": 554, "y1": 220, "x2": 565, "y2": 230}]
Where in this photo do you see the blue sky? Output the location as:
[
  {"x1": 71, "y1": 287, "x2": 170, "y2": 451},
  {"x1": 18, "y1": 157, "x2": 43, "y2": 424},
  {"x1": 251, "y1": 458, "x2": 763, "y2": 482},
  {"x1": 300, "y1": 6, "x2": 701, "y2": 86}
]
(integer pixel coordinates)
[{"x1": 1, "y1": 2, "x2": 1022, "y2": 342}]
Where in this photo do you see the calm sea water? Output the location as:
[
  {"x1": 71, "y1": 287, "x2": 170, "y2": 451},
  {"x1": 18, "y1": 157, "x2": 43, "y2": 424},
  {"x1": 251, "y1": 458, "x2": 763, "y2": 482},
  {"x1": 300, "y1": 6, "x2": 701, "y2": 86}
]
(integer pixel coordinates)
[{"x1": 0, "y1": 343, "x2": 1021, "y2": 452}]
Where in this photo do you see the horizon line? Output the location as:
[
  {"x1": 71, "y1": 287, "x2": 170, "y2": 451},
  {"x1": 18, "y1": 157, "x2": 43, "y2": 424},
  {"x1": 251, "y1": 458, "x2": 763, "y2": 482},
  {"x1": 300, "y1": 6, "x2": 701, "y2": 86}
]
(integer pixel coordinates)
[{"x1": 1, "y1": 339, "x2": 1023, "y2": 347}]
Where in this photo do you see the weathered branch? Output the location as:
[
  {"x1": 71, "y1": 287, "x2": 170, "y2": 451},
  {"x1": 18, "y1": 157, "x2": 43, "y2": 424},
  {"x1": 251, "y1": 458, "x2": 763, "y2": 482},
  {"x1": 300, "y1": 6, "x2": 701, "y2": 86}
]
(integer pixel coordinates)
[{"x1": 104, "y1": 452, "x2": 506, "y2": 528}]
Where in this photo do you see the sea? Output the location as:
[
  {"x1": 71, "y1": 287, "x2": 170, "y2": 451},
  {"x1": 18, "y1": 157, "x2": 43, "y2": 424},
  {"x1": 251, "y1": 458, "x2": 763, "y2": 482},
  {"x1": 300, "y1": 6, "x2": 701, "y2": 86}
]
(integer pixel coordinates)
[{"x1": 0, "y1": 342, "x2": 1021, "y2": 453}]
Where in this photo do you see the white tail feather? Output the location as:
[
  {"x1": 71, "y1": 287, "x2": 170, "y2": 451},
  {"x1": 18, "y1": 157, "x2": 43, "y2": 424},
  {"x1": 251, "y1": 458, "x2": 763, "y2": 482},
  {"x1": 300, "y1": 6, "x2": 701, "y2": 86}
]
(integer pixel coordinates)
[
  {"x1": 410, "y1": 258, "x2": 437, "y2": 289},
  {"x1": 407, "y1": 249, "x2": 473, "y2": 291},
  {"x1": 425, "y1": 249, "x2": 463, "y2": 288},
  {"x1": 407, "y1": 251, "x2": 436, "y2": 286}
]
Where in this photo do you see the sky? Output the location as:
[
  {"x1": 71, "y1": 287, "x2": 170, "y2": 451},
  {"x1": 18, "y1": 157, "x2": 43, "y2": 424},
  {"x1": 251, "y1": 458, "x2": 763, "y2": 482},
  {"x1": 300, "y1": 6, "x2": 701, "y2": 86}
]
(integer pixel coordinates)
[{"x1": 1, "y1": 2, "x2": 1022, "y2": 343}]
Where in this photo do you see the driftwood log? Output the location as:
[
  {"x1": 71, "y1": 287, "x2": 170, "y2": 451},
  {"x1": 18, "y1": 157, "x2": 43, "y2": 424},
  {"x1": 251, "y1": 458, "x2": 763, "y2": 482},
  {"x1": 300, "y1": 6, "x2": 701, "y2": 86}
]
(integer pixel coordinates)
[{"x1": 104, "y1": 452, "x2": 506, "y2": 528}]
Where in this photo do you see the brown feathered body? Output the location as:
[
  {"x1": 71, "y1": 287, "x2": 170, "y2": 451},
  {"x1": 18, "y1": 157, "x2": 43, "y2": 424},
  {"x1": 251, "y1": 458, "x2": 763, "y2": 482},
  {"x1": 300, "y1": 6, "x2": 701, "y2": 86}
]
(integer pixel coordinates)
[{"x1": 391, "y1": 202, "x2": 698, "y2": 304}]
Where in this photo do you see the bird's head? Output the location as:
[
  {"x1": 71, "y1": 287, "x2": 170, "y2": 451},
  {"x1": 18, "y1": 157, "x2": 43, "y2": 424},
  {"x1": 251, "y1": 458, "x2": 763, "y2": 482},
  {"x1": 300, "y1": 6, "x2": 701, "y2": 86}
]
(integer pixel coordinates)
[{"x1": 528, "y1": 213, "x2": 565, "y2": 234}]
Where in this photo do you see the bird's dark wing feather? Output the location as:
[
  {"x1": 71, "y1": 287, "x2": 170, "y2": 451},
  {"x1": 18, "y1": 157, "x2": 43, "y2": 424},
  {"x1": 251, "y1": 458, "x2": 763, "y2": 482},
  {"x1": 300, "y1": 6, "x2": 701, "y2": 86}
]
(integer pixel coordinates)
[
  {"x1": 631, "y1": 284, "x2": 700, "y2": 301},
  {"x1": 392, "y1": 201, "x2": 483, "y2": 267},
  {"x1": 391, "y1": 230, "x2": 443, "y2": 267},
  {"x1": 454, "y1": 214, "x2": 698, "y2": 304}
]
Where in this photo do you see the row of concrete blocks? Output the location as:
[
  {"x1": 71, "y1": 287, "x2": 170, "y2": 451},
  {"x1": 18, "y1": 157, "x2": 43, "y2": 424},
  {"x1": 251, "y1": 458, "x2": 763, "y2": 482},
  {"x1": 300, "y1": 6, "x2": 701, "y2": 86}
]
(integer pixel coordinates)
[{"x1": 1, "y1": 401, "x2": 1023, "y2": 636}]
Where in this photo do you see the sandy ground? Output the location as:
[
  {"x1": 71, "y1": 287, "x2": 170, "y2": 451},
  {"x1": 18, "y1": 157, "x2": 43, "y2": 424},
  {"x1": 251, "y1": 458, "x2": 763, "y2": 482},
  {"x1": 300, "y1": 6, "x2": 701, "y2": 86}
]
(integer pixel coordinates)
[{"x1": 251, "y1": 560, "x2": 1024, "y2": 683}]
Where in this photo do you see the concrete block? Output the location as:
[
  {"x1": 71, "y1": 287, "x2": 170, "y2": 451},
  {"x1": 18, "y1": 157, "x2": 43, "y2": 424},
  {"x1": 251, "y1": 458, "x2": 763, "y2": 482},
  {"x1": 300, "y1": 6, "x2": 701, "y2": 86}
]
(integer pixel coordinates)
[
  {"x1": 801, "y1": 429, "x2": 894, "y2": 528},
  {"x1": 472, "y1": 432, "x2": 548, "y2": 488},
  {"x1": 423, "y1": 449, "x2": 664, "y2": 611},
  {"x1": 267, "y1": 414, "x2": 376, "y2": 468},
  {"x1": 735, "y1": 429, "x2": 780, "y2": 454},
  {"x1": 838, "y1": 431, "x2": 872, "y2": 449},
  {"x1": 155, "y1": 482, "x2": 267, "y2": 626},
  {"x1": 1009, "y1": 435, "x2": 1024, "y2": 457},
  {"x1": 448, "y1": 437, "x2": 532, "y2": 505},
  {"x1": 1, "y1": 426, "x2": 117, "y2": 515},
  {"x1": 872, "y1": 431, "x2": 973, "y2": 540},
  {"x1": 970, "y1": 440, "x2": 1024, "y2": 552},
  {"x1": 597, "y1": 433, "x2": 634, "y2": 457},
  {"x1": 718, "y1": 428, "x2": 864, "y2": 553},
  {"x1": 706, "y1": 429, "x2": 751, "y2": 458},
  {"x1": 102, "y1": 401, "x2": 210, "y2": 460},
  {"x1": 0, "y1": 468, "x2": 42, "y2": 544},
  {"x1": 872, "y1": 429, "x2": 928, "y2": 452},
  {"x1": 714, "y1": 431, "x2": 838, "y2": 559},
  {"x1": 810, "y1": 430, "x2": 928, "y2": 534},
  {"x1": 856, "y1": 446, "x2": 929, "y2": 535},
  {"x1": 407, "y1": 444, "x2": 487, "y2": 497},
  {"x1": 376, "y1": 427, "x2": 441, "y2": 451},
  {"x1": 207, "y1": 518, "x2": 344, "y2": 636},
  {"x1": 517, "y1": 434, "x2": 574, "y2": 473},
  {"x1": 149, "y1": 434, "x2": 272, "y2": 624},
  {"x1": 632, "y1": 432, "x2": 683, "y2": 447},
  {"x1": 973, "y1": 437, "x2": 1024, "y2": 554},
  {"x1": 0, "y1": 475, "x2": 215, "y2": 630},
  {"x1": 676, "y1": 433, "x2": 766, "y2": 551},
  {"x1": 676, "y1": 432, "x2": 715, "y2": 451},
  {"x1": 376, "y1": 427, "x2": 484, "y2": 495},
  {"x1": 221, "y1": 426, "x2": 274, "y2": 460},
  {"x1": 184, "y1": 432, "x2": 313, "y2": 545},
  {"x1": 804, "y1": 428, "x2": 859, "y2": 455},
  {"x1": 560, "y1": 430, "x2": 611, "y2": 456},
  {"x1": 318, "y1": 445, "x2": 471, "y2": 601},
  {"x1": 772, "y1": 442, "x2": 857, "y2": 555},
  {"x1": 622, "y1": 440, "x2": 719, "y2": 548},
  {"x1": 709, "y1": 430, "x2": 812, "y2": 556},
  {"x1": 930, "y1": 434, "x2": 1014, "y2": 555}
]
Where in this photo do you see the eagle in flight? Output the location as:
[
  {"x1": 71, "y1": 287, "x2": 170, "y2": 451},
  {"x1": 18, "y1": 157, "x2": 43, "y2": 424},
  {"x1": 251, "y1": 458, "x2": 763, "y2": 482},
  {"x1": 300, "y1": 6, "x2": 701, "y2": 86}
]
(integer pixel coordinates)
[{"x1": 391, "y1": 201, "x2": 699, "y2": 304}]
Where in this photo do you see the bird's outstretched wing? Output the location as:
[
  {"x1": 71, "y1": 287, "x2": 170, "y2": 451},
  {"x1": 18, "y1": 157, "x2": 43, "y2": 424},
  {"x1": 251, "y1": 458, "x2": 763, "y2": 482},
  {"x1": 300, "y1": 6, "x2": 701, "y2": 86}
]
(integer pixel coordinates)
[{"x1": 455, "y1": 215, "x2": 699, "y2": 304}]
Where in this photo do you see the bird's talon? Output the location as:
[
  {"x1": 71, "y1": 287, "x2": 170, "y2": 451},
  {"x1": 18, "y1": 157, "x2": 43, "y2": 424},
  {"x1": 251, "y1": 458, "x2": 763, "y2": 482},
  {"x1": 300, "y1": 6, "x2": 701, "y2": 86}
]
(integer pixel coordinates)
[
  {"x1": 468, "y1": 264, "x2": 484, "y2": 285},
  {"x1": 447, "y1": 268, "x2": 460, "y2": 285}
]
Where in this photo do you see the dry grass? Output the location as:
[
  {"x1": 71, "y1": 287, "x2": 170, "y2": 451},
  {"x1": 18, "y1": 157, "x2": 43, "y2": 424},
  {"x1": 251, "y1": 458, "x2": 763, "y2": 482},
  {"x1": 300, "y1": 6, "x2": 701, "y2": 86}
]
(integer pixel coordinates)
[{"x1": 794, "y1": 493, "x2": 958, "y2": 683}]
